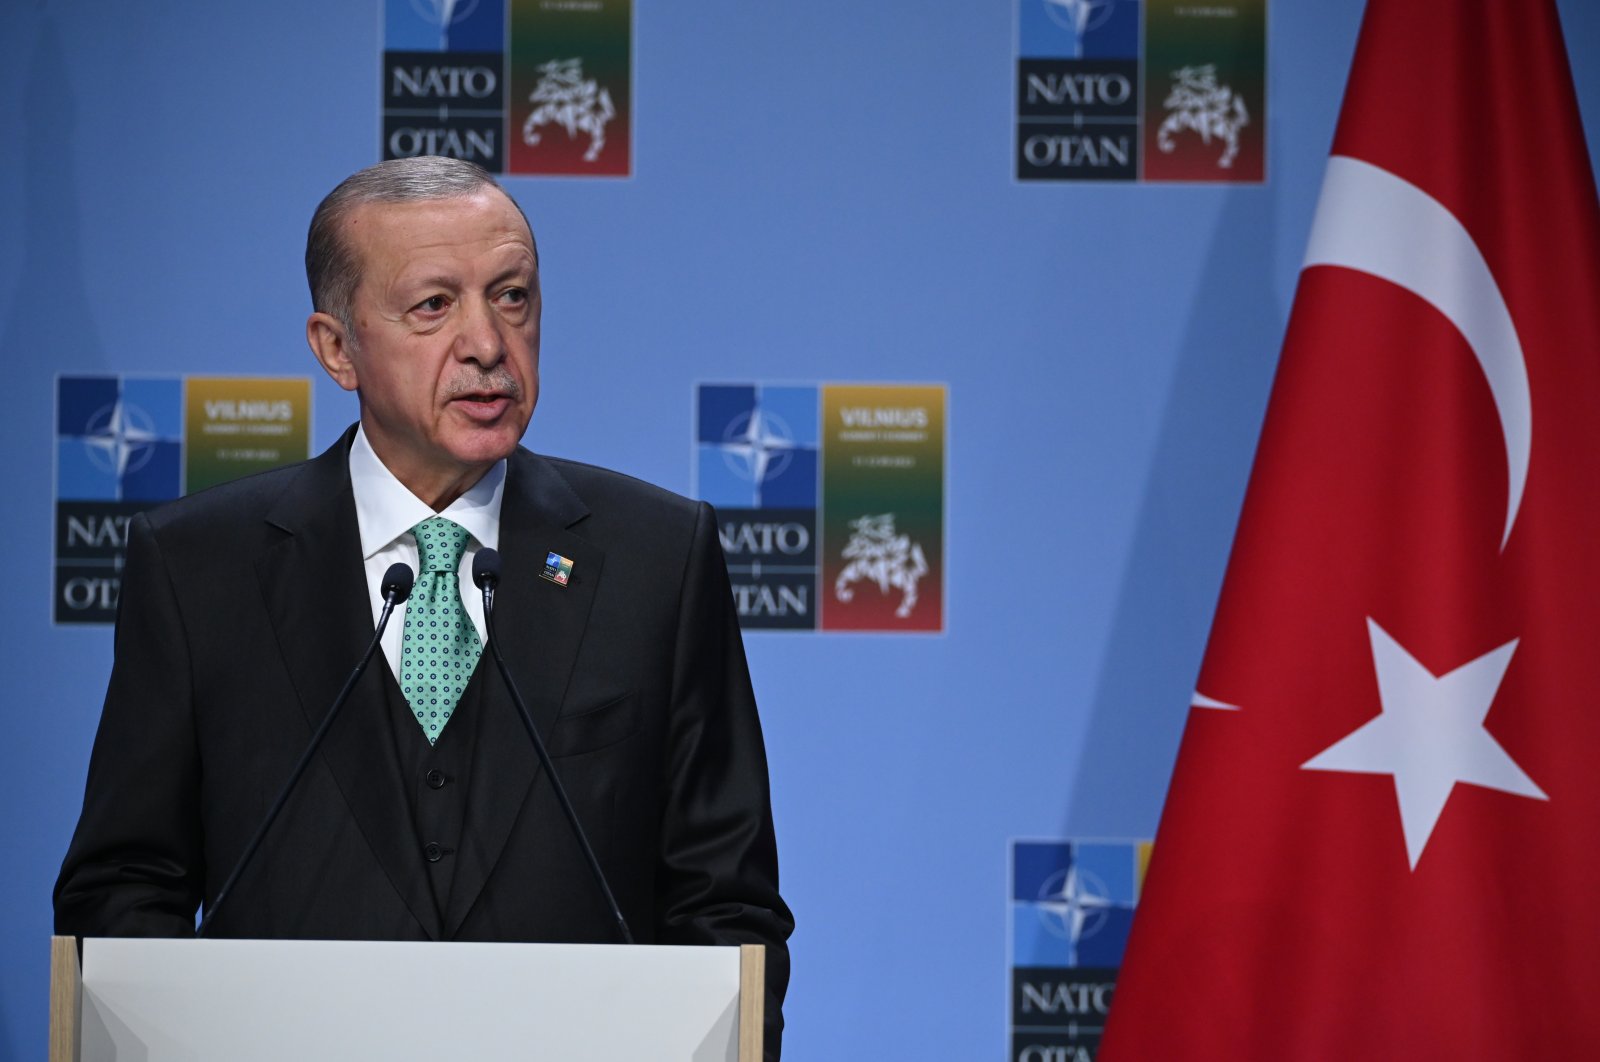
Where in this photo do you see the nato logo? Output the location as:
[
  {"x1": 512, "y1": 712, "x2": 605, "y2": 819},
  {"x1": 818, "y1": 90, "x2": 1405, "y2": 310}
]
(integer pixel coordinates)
[
  {"x1": 55, "y1": 375, "x2": 184, "y2": 624},
  {"x1": 384, "y1": 0, "x2": 507, "y2": 169},
  {"x1": 1012, "y1": 840, "x2": 1141, "y2": 968},
  {"x1": 696, "y1": 384, "x2": 818, "y2": 509},
  {"x1": 1019, "y1": 0, "x2": 1140, "y2": 60},
  {"x1": 57, "y1": 375, "x2": 182, "y2": 502},
  {"x1": 386, "y1": 0, "x2": 505, "y2": 52},
  {"x1": 696, "y1": 384, "x2": 819, "y2": 630},
  {"x1": 1010, "y1": 839, "x2": 1146, "y2": 1059},
  {"x1": 1017, "y1": 0, "x2": 1141, "y2": 182}
]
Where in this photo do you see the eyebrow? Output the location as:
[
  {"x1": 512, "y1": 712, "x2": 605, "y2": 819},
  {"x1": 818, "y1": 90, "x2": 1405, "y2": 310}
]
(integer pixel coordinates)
[
  {"x1": 486, "y1": 261, "x2": 537, "y2": 288},
  {"x1": 404, "y1": 273, "x2": 459, "y2": 293},
  {"x1": 399, "y1": 259, "x2": 536, "y2": 295}
]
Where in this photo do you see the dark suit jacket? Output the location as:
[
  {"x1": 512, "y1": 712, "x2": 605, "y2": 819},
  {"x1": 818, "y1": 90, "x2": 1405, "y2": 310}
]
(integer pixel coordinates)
[{"x1": 55, "y1": 428, "x2": 792, "y2": 1053}]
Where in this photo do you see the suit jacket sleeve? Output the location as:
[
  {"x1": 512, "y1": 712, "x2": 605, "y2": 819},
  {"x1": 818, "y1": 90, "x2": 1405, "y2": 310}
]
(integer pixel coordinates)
[
  {"x1": 655, "y1": 501, "x2": 794, "y2": 1057},
  {"x1": 54, "y1": 511, "x2": 204, "y2": 937}
]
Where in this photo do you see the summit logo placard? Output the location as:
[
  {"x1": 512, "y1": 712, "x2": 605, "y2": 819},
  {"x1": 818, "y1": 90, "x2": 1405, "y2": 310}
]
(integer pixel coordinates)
[
  {"x1": 696, "y1": 385, "x2": 821, "y2": 630},
  {"x1": 695, "y1": 383, "x2": 946, "y2": 633},
  {"x1": 54, "y1": 375, "x2": 310, "y2": 624},
  {"x1": 1015, "y1": 0, "x2": 1265, "y2": 183},
  {"x1": 382, "y1": 0, "x2": 633, "y2": 177},
  {"x1": 1010, "y1": 839, "x2": 1152, "y2": 1061}
]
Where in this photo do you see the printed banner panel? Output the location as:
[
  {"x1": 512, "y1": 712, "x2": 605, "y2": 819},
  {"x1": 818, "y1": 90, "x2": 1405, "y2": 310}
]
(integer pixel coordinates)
[
  {"x1": 1015, "y1": 0, "x2": 1266, "y2": 183},
  {"x1": 54, "y1": 375, "x2": 312, "y2": 625},
  {"x1": 696, "y1": 383, "x2": 946, "y2": 633},
  {"x1": 1010, "y1": 839, "x2": 1152, "y2": 1061},
  {"x1": 382, "y1": 0, "x2": 632, "y2": 177},
  {"x1": 819, "y1": 385, "x2": 944, "y2": 632}
]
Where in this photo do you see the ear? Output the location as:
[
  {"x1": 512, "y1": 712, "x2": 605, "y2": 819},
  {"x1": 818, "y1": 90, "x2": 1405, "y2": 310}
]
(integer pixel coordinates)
[{"x1": 306, "y1": 312, "x2": 360, "y2": 392}]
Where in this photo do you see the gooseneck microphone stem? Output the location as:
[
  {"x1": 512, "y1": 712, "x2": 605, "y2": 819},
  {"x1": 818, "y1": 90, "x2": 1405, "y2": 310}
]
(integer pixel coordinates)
[
  {"x1": 474, "y1": 551, "x2": 634, "y2": 945},
  {"x1": 197, "y1": 563, "x2": 415, "y2": 938}
]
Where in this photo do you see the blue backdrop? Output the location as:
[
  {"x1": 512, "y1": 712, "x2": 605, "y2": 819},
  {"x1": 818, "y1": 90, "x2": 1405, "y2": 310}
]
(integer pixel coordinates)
[{"x1": 4, "y1": 2, "x2": 1598, "y2": 1058}]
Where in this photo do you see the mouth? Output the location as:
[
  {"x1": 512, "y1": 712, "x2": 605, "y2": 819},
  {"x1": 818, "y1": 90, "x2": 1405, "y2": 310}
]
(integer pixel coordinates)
[{"x1": 451, "y1": 391, "x2": 513, "y2": 421}]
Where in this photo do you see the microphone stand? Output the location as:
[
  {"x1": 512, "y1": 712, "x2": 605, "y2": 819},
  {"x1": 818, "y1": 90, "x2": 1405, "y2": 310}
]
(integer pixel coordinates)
[
  {"x1": 474, "y1": 549, "x2": 634, "y2": 945},
  {"x1": 196, "y1": 564, "x2": 414, "y2": 938}
]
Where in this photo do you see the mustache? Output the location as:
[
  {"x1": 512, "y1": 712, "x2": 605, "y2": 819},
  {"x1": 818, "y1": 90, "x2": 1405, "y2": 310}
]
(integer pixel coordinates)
[{"x1": 444, "y1": 366, "x2": 523, "y2": 399}]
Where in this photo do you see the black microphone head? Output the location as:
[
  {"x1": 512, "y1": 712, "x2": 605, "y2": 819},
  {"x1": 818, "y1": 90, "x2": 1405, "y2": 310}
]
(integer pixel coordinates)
[
  {"x1": 472, "y1": 547, "x2": 502, "y2": 590},
  {"x1": 381, "y1": 562, "x2": 415, "y2": 605}
]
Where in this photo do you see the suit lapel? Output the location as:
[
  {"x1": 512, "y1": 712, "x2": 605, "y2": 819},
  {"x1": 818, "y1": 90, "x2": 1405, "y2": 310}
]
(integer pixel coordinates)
[
  {"x1": 254, "y1": 429, "x2": 441, "y2": 940},
  {"x1": 446, "y1": 449, "x2": 604, "y2": 937}
]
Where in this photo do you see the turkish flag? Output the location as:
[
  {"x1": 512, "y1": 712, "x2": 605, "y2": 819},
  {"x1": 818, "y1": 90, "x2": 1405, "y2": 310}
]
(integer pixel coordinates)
[{"x1": 1101, "y1": 1, "x2": 1600, "y2": 1058}]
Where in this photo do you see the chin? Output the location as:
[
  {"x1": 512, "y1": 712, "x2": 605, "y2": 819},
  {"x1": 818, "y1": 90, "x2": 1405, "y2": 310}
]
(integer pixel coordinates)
[{"x1": 446, "y1": 425, "x2": 525, "y2": 467}]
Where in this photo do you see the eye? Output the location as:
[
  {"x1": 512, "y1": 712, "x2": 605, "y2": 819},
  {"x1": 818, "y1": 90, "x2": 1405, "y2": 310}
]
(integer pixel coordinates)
[
  {"x1": 414, "y1": 295, "x2": 450, "y2": 314},
  {"x1": 496, "y1": 287, "x2": 528, "y2": 306}
]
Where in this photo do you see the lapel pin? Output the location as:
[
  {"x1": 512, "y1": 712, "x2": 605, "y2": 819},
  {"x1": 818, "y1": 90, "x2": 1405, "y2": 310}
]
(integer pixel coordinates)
[{"x1": 541, "y1": 551, "x2": 575, "y2": 587}]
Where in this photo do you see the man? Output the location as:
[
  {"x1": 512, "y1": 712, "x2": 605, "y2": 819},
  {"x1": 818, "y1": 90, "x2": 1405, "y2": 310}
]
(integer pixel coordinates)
[{"x1": 55, "y1": 157, "x2": 792, "y2": 1054}]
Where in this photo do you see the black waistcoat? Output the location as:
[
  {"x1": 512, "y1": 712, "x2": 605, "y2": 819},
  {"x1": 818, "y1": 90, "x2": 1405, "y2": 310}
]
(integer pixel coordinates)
[{"x1": 379, "y1": 654, "x2": 488, "y2": 924}]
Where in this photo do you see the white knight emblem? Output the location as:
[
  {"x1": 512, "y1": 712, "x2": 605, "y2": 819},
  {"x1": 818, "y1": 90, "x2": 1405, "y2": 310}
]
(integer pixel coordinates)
[
  {"x1": 1157, "y1": 64, "x2": 1249, "y2": 168},
  {"x1": 522, "y1": 58, "x2": 615, "y2": 162},
  {"x1": 834, "y1": 514, "x2": 928, "y2": 619}
]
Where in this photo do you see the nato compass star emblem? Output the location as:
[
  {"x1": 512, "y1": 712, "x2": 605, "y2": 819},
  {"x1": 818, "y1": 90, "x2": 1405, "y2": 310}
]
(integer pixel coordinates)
[
  {"x1": 1035, "y1": 865, "x2": 1114, "y2": 965},
  {"x1": 82, "y1": 399, "x2": 160, "y2": 478},
  {"x1": 716, "y1": 408, "x2": 797, "y2": 486},
  {"x1": 1043, "y1": 0, "x2": 1118, "y2": 56},
  {"x1": 410, "y1": 0, "x2": 480, "y2": 49}
]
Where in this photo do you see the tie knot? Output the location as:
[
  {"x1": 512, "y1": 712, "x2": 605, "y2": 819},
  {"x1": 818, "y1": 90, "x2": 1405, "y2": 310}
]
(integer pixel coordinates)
[{"x1": 412, "y1": 517, "x2": 471, "y2": 573}]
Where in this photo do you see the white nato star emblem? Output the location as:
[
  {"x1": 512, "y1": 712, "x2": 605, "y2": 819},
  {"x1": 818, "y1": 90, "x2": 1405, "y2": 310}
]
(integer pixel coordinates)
[
  {"x1": 1302, "y1": 618, "x2": 1547, "y2": 870},
  {"x1": 717, "y1": 408, "x2": 796, "y2": 486},
  {"x1": 83, "y1": 400, "x2": 160, "y2": 478},
  {"x1": 1035, "y1": 865, "x2": 1112, "y2": 963}
]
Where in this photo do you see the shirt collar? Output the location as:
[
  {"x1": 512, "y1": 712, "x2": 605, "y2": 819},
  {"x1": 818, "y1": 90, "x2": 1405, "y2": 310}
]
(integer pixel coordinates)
[{"x1": 348, "y1": 424, "x2": 505, "y2": 559}]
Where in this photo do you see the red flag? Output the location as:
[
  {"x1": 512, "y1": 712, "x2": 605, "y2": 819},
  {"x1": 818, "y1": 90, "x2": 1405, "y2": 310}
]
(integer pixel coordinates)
[{"x1": 1102, "y1": 1, "x2": 1600, "y2": 1057}]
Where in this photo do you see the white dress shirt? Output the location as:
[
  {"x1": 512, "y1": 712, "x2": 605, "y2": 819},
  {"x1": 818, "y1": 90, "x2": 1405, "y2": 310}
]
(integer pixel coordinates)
[{"x1": 347, "y1": 425, "x2": 505, "y2": 680}]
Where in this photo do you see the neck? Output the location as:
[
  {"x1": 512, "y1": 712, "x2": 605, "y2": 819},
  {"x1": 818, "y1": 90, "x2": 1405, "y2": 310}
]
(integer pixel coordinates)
[
  {"x1": 409, "y1": 466, "x2": 490, "y2": 511},
  {"x1": 360, "y1": 429, "x2": 491, "y2": 511}
]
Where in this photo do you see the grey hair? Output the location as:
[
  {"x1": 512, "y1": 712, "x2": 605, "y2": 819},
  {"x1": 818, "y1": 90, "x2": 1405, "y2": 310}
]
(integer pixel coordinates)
[{"x1": 305, "y1": 156, "x2": 534, "y2": 335}]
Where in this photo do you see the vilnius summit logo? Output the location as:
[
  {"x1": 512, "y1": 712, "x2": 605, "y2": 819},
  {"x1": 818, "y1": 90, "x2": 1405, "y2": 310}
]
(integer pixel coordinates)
[
  {"x1": 695, "y1": 383, "x2": 946, "y2": 633},
  {"x1": 1014, "y1": 0, "x2": 1265, "y2": 183},
  {"x1": 382, "y1": 0, "x2": 633, "y2": 177},
  {"x1": 54, "y1": 375, "x2": 310, "y2": 625}
]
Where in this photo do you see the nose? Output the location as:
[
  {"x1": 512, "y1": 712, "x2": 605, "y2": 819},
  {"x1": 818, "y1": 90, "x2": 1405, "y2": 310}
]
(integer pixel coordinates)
[{"x1": 456, "y1": 296, "x2": 505, "y2": 366}]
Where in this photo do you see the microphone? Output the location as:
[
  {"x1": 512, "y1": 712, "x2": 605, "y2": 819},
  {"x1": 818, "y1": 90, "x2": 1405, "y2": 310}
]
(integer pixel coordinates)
[
  {"x1": 472, "y1": 548, "x2": 634, "y2": 945},
  {"x1": 472, "y1": 547, "x2": 498, "y2": 611},
  {"x1": 382, "y1": 562, "x2": 416, "y2": 603},
  {"x1": 197, "y1": 563, "x2": 414, "y2": 937}
]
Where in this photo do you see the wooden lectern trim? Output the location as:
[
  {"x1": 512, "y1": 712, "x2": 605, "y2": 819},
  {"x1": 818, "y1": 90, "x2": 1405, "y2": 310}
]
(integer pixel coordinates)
[
  {"x1": 49, "y1": 935, "x2": 81, "y2": 1062},
  {"x1": 738, "y1": 943, "x2": 765, "y2": 1062}
]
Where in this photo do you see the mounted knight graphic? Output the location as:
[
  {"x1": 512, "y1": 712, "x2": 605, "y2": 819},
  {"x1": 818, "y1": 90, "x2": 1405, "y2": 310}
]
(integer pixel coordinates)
[
  {"x1": 522, "y1": 58, "x2": 615, "y2": 162},
  {"x1": 834, "y1": 513, "x2": 928, "y2": 620},
  {"x1": 1157, "y1": 64, "x2": 1249, "y2": 168}
]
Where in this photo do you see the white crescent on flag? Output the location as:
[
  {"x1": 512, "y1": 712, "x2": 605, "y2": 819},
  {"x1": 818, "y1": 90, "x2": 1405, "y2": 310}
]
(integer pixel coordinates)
[{"x1": 1302, "y1": 155, "x2": 1532, "y2": 550}]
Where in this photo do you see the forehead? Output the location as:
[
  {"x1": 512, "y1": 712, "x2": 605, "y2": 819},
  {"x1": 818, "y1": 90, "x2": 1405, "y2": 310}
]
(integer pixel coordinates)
[{"x1": 344, "y1": 190, "x2": 537, "y2": 279}]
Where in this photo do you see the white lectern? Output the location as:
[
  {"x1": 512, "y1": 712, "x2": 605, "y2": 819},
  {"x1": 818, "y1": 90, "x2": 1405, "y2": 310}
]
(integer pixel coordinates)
[{"x1": 50, "y1": 936, "x2": 764, "y2": 1061}]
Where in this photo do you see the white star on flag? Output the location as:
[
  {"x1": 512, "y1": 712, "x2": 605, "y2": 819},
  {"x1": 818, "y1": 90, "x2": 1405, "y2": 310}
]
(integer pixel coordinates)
[{"x1": 1302, "y1": 618, "x2": 1547, "y2": 870}]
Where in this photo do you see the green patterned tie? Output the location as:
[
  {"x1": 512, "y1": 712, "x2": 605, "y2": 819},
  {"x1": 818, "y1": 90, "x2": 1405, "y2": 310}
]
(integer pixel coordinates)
[{"x1": 400, "y1": 517, "x2": 481, "y2": 744}]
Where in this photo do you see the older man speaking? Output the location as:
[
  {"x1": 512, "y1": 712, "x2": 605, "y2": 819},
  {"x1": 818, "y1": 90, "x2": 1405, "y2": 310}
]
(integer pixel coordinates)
[{"x1": 55, "y1": 156, "x2": 793, "y2": 1056}]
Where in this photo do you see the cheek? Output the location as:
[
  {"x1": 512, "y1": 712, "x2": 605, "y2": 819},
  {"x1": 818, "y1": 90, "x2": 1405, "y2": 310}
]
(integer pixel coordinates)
[
  {"x1": 515, "y1": 335, "x2": 541, "y2": 378},
  {"x1": 377, "y1": 366, "x2": 436, "y2": 422}
]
